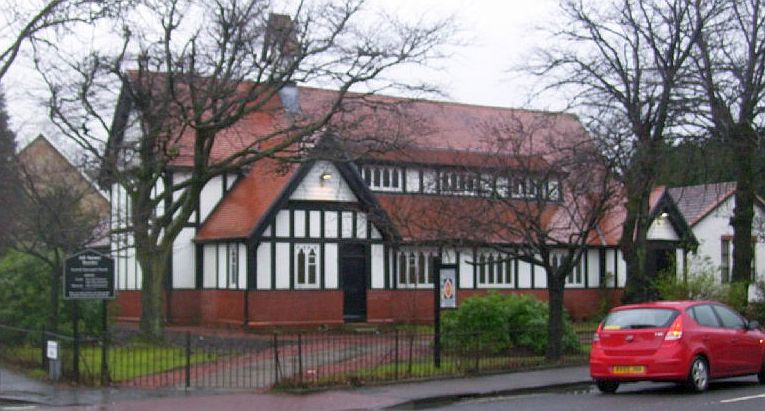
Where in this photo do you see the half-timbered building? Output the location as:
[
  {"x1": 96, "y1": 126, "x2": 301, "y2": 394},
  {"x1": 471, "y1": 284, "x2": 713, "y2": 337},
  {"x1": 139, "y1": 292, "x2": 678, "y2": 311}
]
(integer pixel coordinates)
[{"x1": 108, "y1": 85, "x2": 703, "y2": 327}]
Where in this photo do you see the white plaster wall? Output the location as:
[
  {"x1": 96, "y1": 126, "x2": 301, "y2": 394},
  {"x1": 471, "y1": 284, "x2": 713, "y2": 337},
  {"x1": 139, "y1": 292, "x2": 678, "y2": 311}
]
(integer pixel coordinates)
[
  {"x1": 587, "y1": 249, "x2": 600, "y2": 288},
  {"x1": 294, "y1": 210, "x2": 306, "y2": 237},
  {"x1": 200, "y1": 176, "x2": 223, "y2": 222},
  {"x1": 290, "y1": 161, "x2": 358, "y2": 202},
  {"x1": 371, "y1": 244, "x2": 385, "y2": 289},
  {"x1": 535, "y1": 262, "x2": 547, "y2": 288},
  {"x1": 310, "y1": 210, "x2": 321, "y2": 237},
  {"x1": 324, "y1": 212, "x2": 338, "y2": 238},
  {"x1": 203, "y1": 245, "x2": 217, "y2": 288},
  {"x1": 172, "y1": 228, "x2": 196, "y2": 289},
  {"x1": 459, "y1": 249, "x2": 474, "y2": 289},
  {"x1": 341, "y1": 212, "x2": 354, "y2": 238},
  {"x1": 238, "y1": 243, "x2": 247, "y2": 289},
  {"x1": 324, "y1": 243, "x2": 338, "y2": 288},
  {"x1": 275, "y1": 243, "x2": 290, "y2": 289},
  {"x1": 275, "y1": 210, "x2": 290, "y2": 237},
  {"x1": 217, "y1": 244, "x2": 227, "y2": 288},
  {"x1": 518, "y1": 261, "x2": 532, "y2": 288},
  {"x1": 256, "y1": 242, "x2": 272, "y2": 289}
]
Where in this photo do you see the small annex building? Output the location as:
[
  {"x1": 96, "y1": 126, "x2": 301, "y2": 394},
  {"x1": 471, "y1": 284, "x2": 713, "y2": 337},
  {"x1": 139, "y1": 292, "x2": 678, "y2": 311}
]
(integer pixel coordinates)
[
  {"x1": 667, "y1": 183, "x2": 765, "y2": 291},
  {"x1": 108, "y1": 84, "x2": 724, "y2": 328}
]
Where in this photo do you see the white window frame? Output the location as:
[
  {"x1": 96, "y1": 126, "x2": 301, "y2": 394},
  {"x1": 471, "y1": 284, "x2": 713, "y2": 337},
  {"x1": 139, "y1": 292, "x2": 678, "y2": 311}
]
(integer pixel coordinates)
[
  {"x1": 476, "y1": 250, "x2": 513, "y2": 288},
  {"x1": 363, "y1": 165, "x2": 404, "y2": 192},
  {"x1": 397, "y1": 248, "x2": 437, "y2": 288},
  {"x1": 227, "y1": 243, "x2": 239, "y2": 289},
  {"x1": 295, "y1": 244, "x2": 320, "y2": 289}
]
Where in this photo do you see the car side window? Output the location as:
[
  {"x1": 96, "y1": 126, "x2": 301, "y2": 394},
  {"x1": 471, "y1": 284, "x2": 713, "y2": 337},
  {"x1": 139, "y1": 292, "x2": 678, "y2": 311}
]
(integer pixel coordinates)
[
  {"x1": 690, "y1": 305, "x2": 720, "y2": 328},
  {"x1": 712, "y1": 305, "x2": 746, "y2": 329}
]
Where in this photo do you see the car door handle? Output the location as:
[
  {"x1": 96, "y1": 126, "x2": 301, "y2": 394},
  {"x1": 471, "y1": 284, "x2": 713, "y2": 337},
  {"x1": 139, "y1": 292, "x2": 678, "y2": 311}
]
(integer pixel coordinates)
[{"x1": 731, "y1": 338, "x2": 739, "y2": 344}]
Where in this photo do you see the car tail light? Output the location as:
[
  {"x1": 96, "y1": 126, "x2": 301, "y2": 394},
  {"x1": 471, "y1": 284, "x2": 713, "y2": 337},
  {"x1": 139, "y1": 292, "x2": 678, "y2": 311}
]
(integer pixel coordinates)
[
  {"x1": 664, "y1": 316, "x2": 683, "y2": 341},
  {"x1": 593, "y1": 322, "x2": 603, "y2": 342}
]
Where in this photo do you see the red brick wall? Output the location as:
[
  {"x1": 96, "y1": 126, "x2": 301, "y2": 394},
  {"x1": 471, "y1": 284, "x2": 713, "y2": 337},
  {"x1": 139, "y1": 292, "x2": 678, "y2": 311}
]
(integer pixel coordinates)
[
  {"x1": 115, "y1": 288, "x2": 623, "y2": 328},
  {"x1": 247, "y1": 290, "x2": 344, "y2": 327},
  {"x1": 114, "y1": 290, "x2": 142, "y2": 322},
  {"x1": 368, "y1": 290, "x2": 436, "y2": 324},
  {"x1": 200, "y1": 290, "x2": 246, "y2": 326}
]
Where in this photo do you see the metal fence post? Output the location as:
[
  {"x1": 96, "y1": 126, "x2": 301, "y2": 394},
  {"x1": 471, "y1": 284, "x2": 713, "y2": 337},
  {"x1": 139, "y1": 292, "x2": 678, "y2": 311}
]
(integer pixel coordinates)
[
  {"x1": 272, "y1": 334, "x2": 279, "y2": 385},
  {"x1": 185, "y1": 332, "x2": 191, "y2": 389},
  {"x1": 40, "y1": 326, "x2": 46, "y2": 368},
  {"x1": 298, "y1": 334, "x2": 303, "y2": 385},
  {"x1": 394, "y1": 329, "x2": 399, "y2": 380}
]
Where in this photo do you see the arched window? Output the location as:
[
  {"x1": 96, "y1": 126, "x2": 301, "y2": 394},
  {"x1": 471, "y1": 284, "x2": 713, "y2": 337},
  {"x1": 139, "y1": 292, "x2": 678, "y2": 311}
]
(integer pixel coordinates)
[
  {"x1": 495, "y1": 255, "x2": 503, "y2": 284},
  {"x1": 295, "y1": 245, "x2": 320, "y2": 288},
  {"x1": 297, "y1": 249, "x2": 306, "y2": 284},
  {"x1": 408, "y1": 253, "x2": 417, "y2": 284},
  {"x1": 399, "y1": 252, "x2": 407, "y2": 284},
  {"x1": 308, "y1": 249, "x2": 317, "y2": 284},
  {"x1": 383, "y1": 168, "x2": 390, "y2": 186},
  {"x1": 479, "y1": 254, "x2": 486, "y2": 284},
  {"x1": 488, "y1": 254, "x2": 495, "y2": 283},
  {"x1": 418, "y1": 252, "x2": 426, "y2": 284}
]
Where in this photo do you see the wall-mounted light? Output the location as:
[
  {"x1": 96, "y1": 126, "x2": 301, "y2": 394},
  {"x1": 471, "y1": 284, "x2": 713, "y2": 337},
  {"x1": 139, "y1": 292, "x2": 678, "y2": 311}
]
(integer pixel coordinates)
[
  {"x1": 320, "y1": 171, "x2": 332, "y2": 182},
  {"x1": 660, "y1": 212, "x2": 669, "y2": 219}
]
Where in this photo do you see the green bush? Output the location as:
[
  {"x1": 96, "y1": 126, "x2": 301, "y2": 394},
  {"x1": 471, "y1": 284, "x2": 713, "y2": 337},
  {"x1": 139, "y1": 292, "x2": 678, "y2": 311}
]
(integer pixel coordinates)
[
  {"x1": 0, "y1": 251, "x2": 103, "y2": 336},
  {"x1": 441, "y1": 293, "x2": 578, "y2": 355},
  {"x1": 653, "y1": 256, "x2": 750, "y2": 314},
  {"x1": 746, "y1": 280, "x2": 765, "y2": 324}
]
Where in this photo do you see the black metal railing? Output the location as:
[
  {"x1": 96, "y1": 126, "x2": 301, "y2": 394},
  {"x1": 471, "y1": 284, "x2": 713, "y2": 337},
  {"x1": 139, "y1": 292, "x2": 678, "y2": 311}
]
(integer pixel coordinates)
[{"x1": 0, "y1": 324, "x2": 593, "y2": 390}]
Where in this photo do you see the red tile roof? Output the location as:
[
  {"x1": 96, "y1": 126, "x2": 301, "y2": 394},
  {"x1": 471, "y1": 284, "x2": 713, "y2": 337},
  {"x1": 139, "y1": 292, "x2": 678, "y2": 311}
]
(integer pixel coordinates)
[
  {"x1": 195, "y1": 159, "x2": 298, "y2": 241},
  {"x1": 191, "y1": 85, "x2": 596, "y2": 243}
]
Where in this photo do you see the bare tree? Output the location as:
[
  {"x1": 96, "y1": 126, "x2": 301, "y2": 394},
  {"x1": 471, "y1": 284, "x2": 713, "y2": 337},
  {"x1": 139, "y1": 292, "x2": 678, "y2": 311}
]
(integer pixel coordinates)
[
  {"x1": 690, "y1": 0, "x2": 765, "y2": 285},
  {"x1": 10, "y1": 137, "x2": 109, "y2": 332},
  {"x1": 37, "y1": 0, "x2": 450, "y2": 338},
  {"x1": 531, "y1": 0, "x2": 707, "y2": 302},
  {"x1": 0, "y1": 0, "x2": 128, "y2": 81},
  {"x1": 381, "y1": 113, "x2": 618, "y2": 360}
]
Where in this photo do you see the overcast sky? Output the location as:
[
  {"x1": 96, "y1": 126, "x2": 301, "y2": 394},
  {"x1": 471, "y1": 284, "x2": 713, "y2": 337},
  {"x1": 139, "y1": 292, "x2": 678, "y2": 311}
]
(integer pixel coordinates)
[{"x1": 3, "y1": 0, "x2": 561, "y2": 150}]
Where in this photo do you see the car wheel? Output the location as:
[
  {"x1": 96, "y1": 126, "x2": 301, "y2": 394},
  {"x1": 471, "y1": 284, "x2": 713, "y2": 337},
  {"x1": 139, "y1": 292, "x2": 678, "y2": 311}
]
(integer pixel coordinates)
[
  {"x1": 758, "y1": 358, "x2": 765, "y2": 384},
  {"x1": 686, "y1": 356, "x2": 709, "y2": 393},
  {"x1": 595, "y1": 379, "x2": 619, "y2": 394}
]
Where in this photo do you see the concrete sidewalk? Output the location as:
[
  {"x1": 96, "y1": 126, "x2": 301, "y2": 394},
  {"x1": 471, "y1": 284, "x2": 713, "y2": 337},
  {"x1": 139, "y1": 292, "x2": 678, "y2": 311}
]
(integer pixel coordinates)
[{"x1": 0, "y1": 365, "x2": 592, "y2": 410}]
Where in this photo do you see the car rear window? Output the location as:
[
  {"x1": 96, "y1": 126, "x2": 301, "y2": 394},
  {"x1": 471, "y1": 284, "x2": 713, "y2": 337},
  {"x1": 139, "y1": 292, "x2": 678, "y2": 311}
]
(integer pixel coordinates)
[{"x1": 603, "y1": 308, "x2": 679, "y2": 330}]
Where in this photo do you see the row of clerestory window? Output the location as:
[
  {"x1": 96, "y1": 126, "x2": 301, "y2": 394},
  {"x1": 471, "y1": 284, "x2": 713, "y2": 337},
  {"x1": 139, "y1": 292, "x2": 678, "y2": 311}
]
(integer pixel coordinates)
[{"x1": 360, "y1": 164, "x2": 561, "y2": 201}]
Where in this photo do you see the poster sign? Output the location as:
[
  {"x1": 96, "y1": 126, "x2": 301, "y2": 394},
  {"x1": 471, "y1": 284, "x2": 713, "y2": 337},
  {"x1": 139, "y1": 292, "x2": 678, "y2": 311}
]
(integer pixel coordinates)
[
  {"x1": 46, "y1": 340, "x2": 59, "y2": 360},
  {"x1": 64, "y1": 249, "x2": 115, "y2": 300},
  {"x1": 440, "y1": 266, "x2": 457, "y2": 309}
]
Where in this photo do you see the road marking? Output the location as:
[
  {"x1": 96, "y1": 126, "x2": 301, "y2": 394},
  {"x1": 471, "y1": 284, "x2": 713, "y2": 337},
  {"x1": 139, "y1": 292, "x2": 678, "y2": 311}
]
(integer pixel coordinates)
[
  {"x1": 720, "y1": 393, "x2": 765, "y2": 403},
  {"x1": 1, "y1": 406, "x2": 37, "y2": 410}
]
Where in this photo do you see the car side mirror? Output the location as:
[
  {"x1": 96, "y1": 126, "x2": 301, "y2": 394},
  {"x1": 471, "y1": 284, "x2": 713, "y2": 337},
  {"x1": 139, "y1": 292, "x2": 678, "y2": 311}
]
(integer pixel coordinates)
[{"x1": 747, "y1": 320, "x2": 760, "y2": 330}]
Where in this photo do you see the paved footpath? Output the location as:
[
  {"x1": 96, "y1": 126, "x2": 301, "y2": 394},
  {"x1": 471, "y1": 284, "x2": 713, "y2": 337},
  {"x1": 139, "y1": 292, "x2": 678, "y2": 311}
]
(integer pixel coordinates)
[{"x1": 1, "y1": 365, "x2": 592, "y2": 410}]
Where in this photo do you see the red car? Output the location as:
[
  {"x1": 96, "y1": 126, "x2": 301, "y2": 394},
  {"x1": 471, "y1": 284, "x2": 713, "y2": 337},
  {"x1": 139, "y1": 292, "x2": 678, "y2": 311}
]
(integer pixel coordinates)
[{"x1": 590, "y1": 300, "x2": 765, "y2": 393}]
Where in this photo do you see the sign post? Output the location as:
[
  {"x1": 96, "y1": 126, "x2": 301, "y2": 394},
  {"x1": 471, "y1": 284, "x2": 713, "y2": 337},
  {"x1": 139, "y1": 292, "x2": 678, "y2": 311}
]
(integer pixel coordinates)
[
  {"x1": 64, "y1": 249, "x2": 115, "y2": 384},
  {"x1": 433, "y1": 258, "x2": 458, "y2": 369}
]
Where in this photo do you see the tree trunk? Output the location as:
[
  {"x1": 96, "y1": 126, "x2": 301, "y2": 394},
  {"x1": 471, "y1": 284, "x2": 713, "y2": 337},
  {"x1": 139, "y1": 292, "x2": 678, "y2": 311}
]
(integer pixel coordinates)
[
  {"x1": 621, "y1": 189, "x2": 652, "y2": 303},
  {"x1": 138, "y1": 248, "x2": 169, "y2": 340},
  {"x1": 731, "y1": 125, "x2": 756, "y2": 286},
  {"x1": 47, "y1": 264, "x2": 61, "y2": 333},
  {"x1": 546, "y1": 273, "x2": 565, "y2": 361}
]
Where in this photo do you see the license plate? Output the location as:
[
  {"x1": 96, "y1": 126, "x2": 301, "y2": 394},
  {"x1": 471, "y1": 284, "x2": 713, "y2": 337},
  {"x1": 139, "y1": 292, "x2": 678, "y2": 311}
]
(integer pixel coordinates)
[{"x1": 611, "y1": 365, "x2": 646, "y2": 375}]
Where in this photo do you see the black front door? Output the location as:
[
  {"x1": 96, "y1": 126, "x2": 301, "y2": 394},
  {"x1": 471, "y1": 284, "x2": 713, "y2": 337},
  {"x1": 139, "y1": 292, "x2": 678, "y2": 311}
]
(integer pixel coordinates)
[{"x1": 340, "y1": 243, "x2": 367, "y2": 322}]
